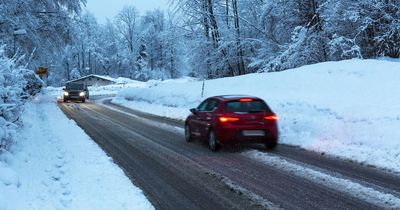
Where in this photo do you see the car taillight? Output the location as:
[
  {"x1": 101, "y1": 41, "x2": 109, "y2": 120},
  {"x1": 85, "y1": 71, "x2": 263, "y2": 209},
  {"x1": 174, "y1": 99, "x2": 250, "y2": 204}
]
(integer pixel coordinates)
[
  {"x1": 219, "y1": 116, "x2": 240, "y2": 123},
  {"x1": 264, "y1": 115, "x2": 278, "y2": 121},
  {"x1": 239, "y1": 98, "x2": 253, "y2": 102}
]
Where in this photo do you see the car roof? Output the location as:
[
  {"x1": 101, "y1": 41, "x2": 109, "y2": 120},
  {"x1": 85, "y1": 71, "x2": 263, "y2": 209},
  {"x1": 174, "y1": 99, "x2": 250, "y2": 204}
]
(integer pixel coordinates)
[{"x1": 211, "y1": 95, "x2": 262, "y2": 102}]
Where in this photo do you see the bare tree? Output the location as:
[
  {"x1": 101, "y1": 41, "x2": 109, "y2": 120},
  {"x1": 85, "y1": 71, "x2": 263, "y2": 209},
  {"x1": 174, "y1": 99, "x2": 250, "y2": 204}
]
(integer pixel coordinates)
[
  {"x1": 232, "y1": 0, "x2": 246, "y2": 75},
  {"x1": 115, "y1": 6, "x2": 139, "y2": 53}
]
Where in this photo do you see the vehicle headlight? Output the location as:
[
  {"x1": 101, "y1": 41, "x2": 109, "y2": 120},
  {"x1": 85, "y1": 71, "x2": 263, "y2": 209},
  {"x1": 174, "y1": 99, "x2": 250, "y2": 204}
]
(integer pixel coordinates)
[
  {"x1": 64, "y1": 91, "x2": 69, "y2": 96},
  {"x1": 79, "y1": 92, "x2": 86, "y2": 97}
]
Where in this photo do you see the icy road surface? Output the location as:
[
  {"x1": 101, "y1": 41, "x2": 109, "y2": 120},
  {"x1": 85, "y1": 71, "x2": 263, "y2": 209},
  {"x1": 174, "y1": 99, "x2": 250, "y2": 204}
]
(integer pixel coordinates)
[{"x1": 58, "y1": 98, "x2": 400, "y2": 210}]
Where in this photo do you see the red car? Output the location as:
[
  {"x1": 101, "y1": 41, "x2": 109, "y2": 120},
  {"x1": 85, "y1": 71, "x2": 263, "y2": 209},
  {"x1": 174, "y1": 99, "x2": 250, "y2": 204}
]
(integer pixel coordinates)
[{"x1": 185, "y1": 95, "x2": 279, "y2": 151}]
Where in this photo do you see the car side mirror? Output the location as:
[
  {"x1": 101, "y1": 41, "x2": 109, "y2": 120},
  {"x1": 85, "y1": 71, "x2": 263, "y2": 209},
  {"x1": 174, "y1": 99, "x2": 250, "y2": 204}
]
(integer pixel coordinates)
[{"x1": 190, "y1": 108, "x2": 198, "y2": 115}]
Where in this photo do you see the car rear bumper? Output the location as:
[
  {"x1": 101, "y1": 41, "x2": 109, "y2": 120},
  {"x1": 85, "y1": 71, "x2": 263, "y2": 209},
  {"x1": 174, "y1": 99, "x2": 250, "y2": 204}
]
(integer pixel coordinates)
[{"x1": 215, "y1": 125, "x2": 278, "y2": 144}]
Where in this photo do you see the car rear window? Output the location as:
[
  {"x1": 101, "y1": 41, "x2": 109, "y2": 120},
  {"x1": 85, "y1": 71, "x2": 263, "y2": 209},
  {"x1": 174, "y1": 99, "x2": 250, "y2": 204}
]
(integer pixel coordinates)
[
  {"x1": 66, "y1": 83, "x2": 84, "y2": 90},
  {"x1": 225, "y1": 100, "x2": 271, "y2": 113}
]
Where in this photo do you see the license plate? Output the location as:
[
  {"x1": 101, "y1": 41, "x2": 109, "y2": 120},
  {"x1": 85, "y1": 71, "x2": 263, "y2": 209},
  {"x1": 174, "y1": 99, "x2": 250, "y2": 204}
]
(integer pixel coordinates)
[{"x1": 242, "y1": 130, "x2": 265, "y2": 137}]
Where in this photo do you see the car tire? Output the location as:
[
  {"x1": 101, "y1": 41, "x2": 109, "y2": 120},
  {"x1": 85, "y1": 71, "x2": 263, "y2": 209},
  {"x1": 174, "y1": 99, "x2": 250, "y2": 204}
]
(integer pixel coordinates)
[
  {"x1": 82, "y1": 99, "x2": 86, "y2": 103},
  {"x1": 208, "y1": 130, "x2": 220, "y2": 151},
  {"x1": 265, "y1": 142, "x2": 277, "y2": 150},
  {"x1": 63, "y1": 98, "x2": 67, "y2": 102},
  {"x1": 185, "y1": 124, "x2": 193, "y2": 142}
]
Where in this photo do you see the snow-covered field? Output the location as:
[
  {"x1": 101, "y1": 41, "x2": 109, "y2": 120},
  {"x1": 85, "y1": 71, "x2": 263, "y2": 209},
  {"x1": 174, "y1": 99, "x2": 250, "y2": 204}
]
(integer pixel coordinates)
[
  {"x1": 111, "y1": 59, "x2": 400, "y2": 173},
  {"x1": 0, "y1": 89, "x2": 154, "y2": 210}
]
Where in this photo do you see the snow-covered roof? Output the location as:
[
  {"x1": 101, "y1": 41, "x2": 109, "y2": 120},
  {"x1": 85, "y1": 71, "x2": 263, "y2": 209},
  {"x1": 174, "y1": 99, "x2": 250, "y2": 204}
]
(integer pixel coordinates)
[{"x1": 67, "y1": 74, "x2": 116, "y2": 83}]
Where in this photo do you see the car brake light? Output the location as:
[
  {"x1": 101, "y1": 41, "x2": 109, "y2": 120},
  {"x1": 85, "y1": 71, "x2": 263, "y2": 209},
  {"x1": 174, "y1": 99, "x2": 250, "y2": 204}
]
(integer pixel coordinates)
[
  {"x1": 264, "y1": 115, "x2": 278, "y2": 120},
  {"x1": 239, "y1": 98, "x2": 253, "y2": 102},
  {"x1": 219, "y1": 116, "x2": 240, "y2": 123}
]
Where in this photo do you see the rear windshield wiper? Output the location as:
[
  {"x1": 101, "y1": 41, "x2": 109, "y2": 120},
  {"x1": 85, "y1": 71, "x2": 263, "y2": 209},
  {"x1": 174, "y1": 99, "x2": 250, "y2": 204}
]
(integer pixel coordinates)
[{"x1": 248, "y1": 110, "x2": 265, "y2": 113}]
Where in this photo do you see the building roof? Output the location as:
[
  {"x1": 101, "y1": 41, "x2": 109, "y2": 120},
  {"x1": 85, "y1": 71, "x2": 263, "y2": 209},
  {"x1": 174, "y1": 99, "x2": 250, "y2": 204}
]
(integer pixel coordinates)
[{"x1": 67, "y1": 74, "x2": 116, "y2": 83}]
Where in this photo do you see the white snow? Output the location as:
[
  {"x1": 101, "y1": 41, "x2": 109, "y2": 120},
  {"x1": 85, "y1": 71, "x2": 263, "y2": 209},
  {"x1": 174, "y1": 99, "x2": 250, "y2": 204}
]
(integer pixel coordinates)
[
  {"x1": 88, "y1": 79, "x2": 146, "y2": 96},
  {"x1": 111, "y1": 59, "x2": 400, "y2": 173},
  {"x1": 0, "y1": 88, "x2": 154, "y2": 210}
]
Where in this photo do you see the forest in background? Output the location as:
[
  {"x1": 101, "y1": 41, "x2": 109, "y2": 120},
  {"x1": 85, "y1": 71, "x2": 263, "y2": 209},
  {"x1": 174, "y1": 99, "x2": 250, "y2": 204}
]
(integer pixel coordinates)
[{"x1": 0, "y1": 0, "x2": 399, "y2": 86}]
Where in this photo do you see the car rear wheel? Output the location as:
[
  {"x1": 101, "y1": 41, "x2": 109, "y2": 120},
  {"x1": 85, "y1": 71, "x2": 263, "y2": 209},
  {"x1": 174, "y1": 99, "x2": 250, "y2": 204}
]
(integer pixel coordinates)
[
  {"x1": 208, "y1": 130, "x2": 220, "y2": 151},
  {"x1": 185, "y1": 124, "x2": 192, "y2": 142}
]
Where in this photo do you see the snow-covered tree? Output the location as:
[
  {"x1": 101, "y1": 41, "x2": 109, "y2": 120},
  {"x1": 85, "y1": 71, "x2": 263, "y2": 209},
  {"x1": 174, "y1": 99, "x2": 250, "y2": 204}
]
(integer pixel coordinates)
[
  {"x1": 0, "y1": 0, "x2": 86, "y2": 86},
  {"x1": 135, "y1": 38, "x2": 149, "y2": 80},
  {"x1": 70, "y1": 68, "x2": 81, "y2": 80},
  {"x1": 38, "y1": 0, "x2": 399, "y2": 82},
  {"x1": 115, "y1": 6, "x2": 140, "y2": 54},
  {"x1": 324, "y1": 0, "x2": 400, "y2": 58},
  {"x1": 0, "y1": 46, "x2": 43, "y2": 150}
]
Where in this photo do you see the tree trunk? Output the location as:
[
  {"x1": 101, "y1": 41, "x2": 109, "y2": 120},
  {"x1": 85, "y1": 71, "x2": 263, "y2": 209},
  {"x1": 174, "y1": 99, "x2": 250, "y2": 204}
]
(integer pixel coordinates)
[
  {"x1": 201, "y1": 0, "x2": 212, "y2": 78},
  {"x1": 81, "y1": 44, "x2": 85, "y2": 73},
  {"x1": 77, "y1": 53, "x2": 81, "y2": 71},
  {"x1": 225, "y1": 0, "x2": 230, "y2": 29},
  {"x1": 66, "y1": 59, "x2": 70, "y2": 81},
  {"x1": 88, "y1": 50, "x2": 91, "y2": 74},
  {"x1": 203, "y1": 0, "x2": 233, "y2": 77},
  {"x1": 207, "y1": 0, "x2": 220, "y2": 48},
  {"x1": 309, "y1": 0, "x2": 327, "y2": 62},
  {"x1": 202, "y1": 0, "x2": 210, "y2": 40},
  {"x1": 232, "y1": 0, "x2": 246, "y2": 75},
  {"x1": 160, "y1": 43, "x2": 164, "y2": 70}
]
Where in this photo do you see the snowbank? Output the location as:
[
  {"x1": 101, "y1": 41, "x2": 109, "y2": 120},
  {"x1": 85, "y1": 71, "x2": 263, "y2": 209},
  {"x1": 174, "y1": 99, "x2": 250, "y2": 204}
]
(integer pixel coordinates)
[
  {"x1": 88, "y1": 79, "x2": 146, "y2": 96},
  {"x1": 87, "y1": 77, "x2": 198, "y2": 98},
  {"x1": 113, "y1": 59, "x2": 400, "y2": 173},
  {"x1": 0, "y1": 88, "x2": 154, "y2": 210}
]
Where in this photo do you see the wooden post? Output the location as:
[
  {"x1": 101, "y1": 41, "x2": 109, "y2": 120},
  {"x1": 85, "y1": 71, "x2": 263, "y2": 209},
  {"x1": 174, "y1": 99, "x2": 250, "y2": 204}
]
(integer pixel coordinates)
[{"x1": 201, "y1": 79, "x2": 206, "y2": 98}]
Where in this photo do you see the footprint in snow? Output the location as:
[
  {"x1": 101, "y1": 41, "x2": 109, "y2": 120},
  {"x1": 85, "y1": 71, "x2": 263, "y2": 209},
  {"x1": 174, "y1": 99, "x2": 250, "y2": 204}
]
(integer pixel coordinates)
[
  {"x1": 51, "y1": 175, "x2": 61, "y2": 182},
  {"x1": 60, "y1": 198, "x2": 72, "y2": 208},
  {"x1": 62, "y1": 190, "x2": 71, "y2": 196},
  {"x1": 55, "y1": 163, "x2": 63, "y2": 169},
  {"x1": 60, "y1": 181, "x2": 69, "y2": 189}
]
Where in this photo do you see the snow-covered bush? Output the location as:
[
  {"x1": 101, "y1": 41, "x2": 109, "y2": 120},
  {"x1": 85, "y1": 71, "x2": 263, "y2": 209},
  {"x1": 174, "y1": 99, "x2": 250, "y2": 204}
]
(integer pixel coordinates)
[
  {"x1": 266, "y1": 27, "x2": 327, "y2": 72},
  {"x1": 328, "y1": 35, "x2": 362, "y2": 60},
  {"x1": 0, "y1": 46, "x2": 43, "y2": 151},
  {"x1": 70, "y1": 68, "x2": 81, "y2": 80}
]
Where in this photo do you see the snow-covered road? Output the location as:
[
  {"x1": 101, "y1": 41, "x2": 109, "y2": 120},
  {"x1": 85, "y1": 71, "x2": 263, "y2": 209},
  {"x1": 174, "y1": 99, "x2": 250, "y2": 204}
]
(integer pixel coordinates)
[
  {"x1": 58, "y1": 98, "x2": 400, "y2": 209},
  {"x1": 0, "y1": 90, "x2": 154, "y2": 210}
]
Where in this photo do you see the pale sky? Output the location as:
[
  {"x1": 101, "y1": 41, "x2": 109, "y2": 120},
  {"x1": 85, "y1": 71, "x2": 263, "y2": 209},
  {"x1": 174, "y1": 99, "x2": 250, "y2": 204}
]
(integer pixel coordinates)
[{"x1": 85, "y1": 0, "x2": 170, "y2": 23}]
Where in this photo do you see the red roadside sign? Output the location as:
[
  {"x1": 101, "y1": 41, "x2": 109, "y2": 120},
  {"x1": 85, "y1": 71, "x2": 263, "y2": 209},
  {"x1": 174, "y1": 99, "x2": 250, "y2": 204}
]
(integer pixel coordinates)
[{"x1": 37, "y1": 67, "x2": 48, "y2": 75}]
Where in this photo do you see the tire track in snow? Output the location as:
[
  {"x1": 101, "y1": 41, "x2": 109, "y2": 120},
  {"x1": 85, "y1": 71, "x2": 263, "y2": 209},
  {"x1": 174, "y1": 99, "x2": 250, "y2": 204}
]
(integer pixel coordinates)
[{"x1": 245, "y1": 151, "x2": 400, "y2": 209}]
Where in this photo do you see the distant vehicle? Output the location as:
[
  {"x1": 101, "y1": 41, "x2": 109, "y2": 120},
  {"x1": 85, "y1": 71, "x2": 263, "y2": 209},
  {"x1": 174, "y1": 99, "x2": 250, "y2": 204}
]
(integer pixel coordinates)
[
  {"x1": 185, "y1": 95, "x2": 279, "y2": 151},
  {"x1": 63, "y1": 83, "x2": 89, "y2": 103}
]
